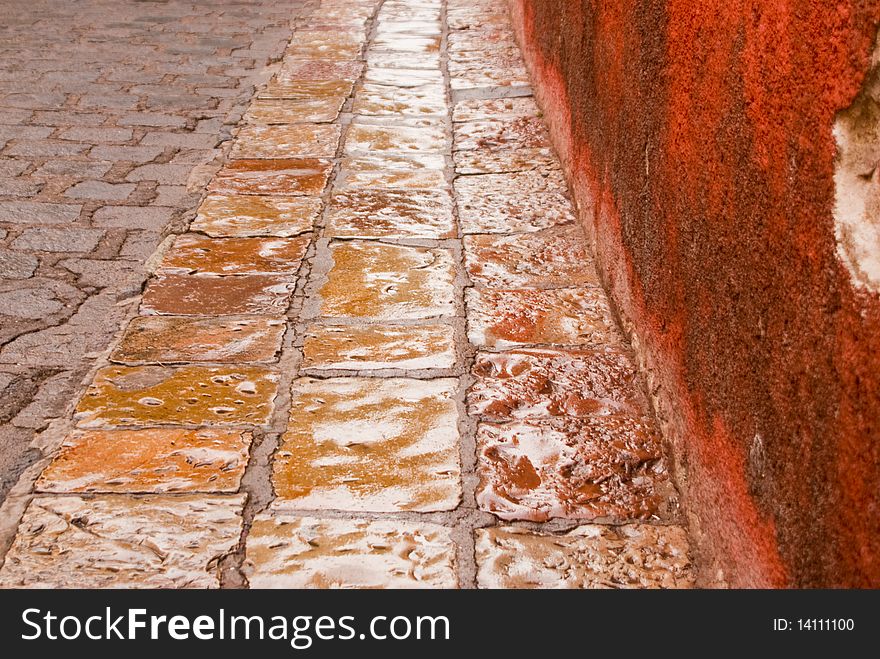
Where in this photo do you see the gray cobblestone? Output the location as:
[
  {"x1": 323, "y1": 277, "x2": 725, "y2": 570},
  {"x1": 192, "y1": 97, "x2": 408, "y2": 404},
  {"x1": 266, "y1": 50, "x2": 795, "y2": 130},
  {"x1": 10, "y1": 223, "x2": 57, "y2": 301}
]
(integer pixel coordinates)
[
  {"x1": 64, "y1": 180, "x2": 135, "y2": 201},
  {"x1": 91, "y1": 206, "x2": 173, "y2": 230},
  {"x1": 0, "y1": 201, "x2": 82, "y2": 224},
  {"x1": 11, "y1": 227, "x2": 104, "y2": 252}
]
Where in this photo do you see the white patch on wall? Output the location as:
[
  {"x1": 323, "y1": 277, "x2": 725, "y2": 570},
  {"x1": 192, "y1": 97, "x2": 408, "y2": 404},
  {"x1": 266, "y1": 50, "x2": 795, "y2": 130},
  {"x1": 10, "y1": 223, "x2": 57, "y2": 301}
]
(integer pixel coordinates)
[{"x1": 834, "y1": 31, "x2": 880, "y2": 293}]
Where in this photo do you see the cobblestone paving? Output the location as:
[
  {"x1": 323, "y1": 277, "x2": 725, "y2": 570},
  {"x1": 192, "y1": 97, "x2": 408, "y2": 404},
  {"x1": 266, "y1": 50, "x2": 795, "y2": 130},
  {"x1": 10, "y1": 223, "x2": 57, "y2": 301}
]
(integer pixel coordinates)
[{"x1": 0, "y1": 0, "x2": 693, "y2": 589}]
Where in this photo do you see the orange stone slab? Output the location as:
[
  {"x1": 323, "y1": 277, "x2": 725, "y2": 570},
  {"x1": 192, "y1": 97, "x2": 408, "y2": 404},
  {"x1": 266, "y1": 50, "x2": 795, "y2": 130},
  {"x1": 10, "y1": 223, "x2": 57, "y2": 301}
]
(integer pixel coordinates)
[
  {"x1": 36, "y1": 428, "x2": 252, "y2": 493},
  {"x1": 327, "y1": 189, "x2": 455, "y2": 238},
  {"x1": 302, "y1": 324, "x2": 456, "y2": 370},
  {"x1": 0, "y1": 495, "x2": 245, "y2": 588},
  {"x1": 141, "y1": 274, "x2": 295, "y2": 316},
  {"x1": 476, "y1": 417, "x2": 676, "y2": 522},
  {"x1": 244, "y1": 516, "x2": 457, "y2": 589},
  {"x1": 278, "y1": 60, "x2": 364, "y2": 81},
  {"x1": 244, "y1": 98, "x2": 345, "y2": 124},
  {"x1": 345, "y1": 122, "x2": 447, "y2": 155},
  {"x1": 112, "y1": 316, "x2": 285, "y2": 364},
  {"x1": 475, "y1": 525, "x2": 693, "y2": 589},
  {"x1": 259, "y1": 79, "x2": 353, "y2": 100},
  {"x1": 159, "y1": 235, "x2": 309, "y2": 275},
  {"x1": 210, "y1": 159, "x2": 332, "y2": 196},
  {"x1": 272, "y1": 377, "x2": 461, "y2": 512},
  {"x1": 192, "y1": 194, "x2": 320, "y2": 237},
  {"x1": 352, "y1": 84, "x2": 447, "y2": 116},
  {"x1": 230, "y1": 124, "x2": 341, "y2": 159},
  {"x1": 338, "y1": 155, "x2": 448, "y2": 190},
  {"x1": 319, "y1": 241, "x2": 456, "y2": 320},
  {"x1": 465, "y1": 287, "x2": 622, "y2": 348},
  {"x1": 283, "y1": 30, "x2": 365, "y2": 60},
  {"x1": 468, "y1": 348, "x2": 649, "y2": 420},
  {"x1": 75, "y1": 365, "x2": 280, "y2": 428}
]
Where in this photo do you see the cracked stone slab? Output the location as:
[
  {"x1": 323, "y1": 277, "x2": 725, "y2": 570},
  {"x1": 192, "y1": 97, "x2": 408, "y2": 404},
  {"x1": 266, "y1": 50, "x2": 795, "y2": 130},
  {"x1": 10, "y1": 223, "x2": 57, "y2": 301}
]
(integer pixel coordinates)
[
  {"x1": 112, "y1": 316, "x2": 286, "y2": 364},
  {"x1": 230, "y1": 124, "x2": 341, "y2": 159},
  {"x1": 327, "y1": 189, "x2": 455, "y2": 238},
  {"x1": 452, "y1": 96, "x2": 542, "y2": 122},
  {"x1": 352, "y1": 84, "x2": 447, "y2": 116},
  {"x1": 454, "y1": 118, "x2": 551, "y2": 151},
  {"x1": 259, "y1": 79, "x2": 354, "y2": 100},
  {"x1": 455, "y1": 171, "x2": 575, "y2": 234},
  {"x1": 475, "y1": 525, "x2": 693, "y2": 589},
  {"x1": 465, "y1": 287, "x2": 622, "y2": 348},
  {"x1": 244, "y1": 516, "x2": 457, "y2": 589},
  {"x1": 0, "y1": 495, "x2": 245, "y2": 588},
  {"x1": 192, "y1": 194, "x2": 320, "y2": 237},
  {"x1": 244, "y1": 97, "x2": 346, "y2": 124},
  {"x1": 141, "y1": 274, "x2": 295, "y2": 316},
  {"x1": 454, "y1": 147, "x2": 560, "y2": 175},
  {"x1": 35, "y1": 428, "x2": 252, "y2": 494},
  {"x1": 302, "y1": 324, "x2": 455, "y2": 370},
  {"x1": 464, "y1": 227, "x2": 599, "y2": 288},
  {"x1": 318, "y1": 241, "x2": 456, "y2": 320},
  {"x1": 469, "y1": 348, "x2": 649, "y2": 421},
  {"x1": 158, "y1": 235, "x2": 309, "y2": 275},
  {"x1": 74, "y1": 365, "x2": 280, "y2": 428},
  {"x1": 210, "y1": 159, "x2": 332, "y2": 196},
  {"x1": 345, "y1": 122, "x2": 447, "y2": 155},
  {"x1": 272, "y1": 377, "x2": 461, "y2": 512},
  {"x1": 337, "y1": 154, "x2": 447, "y2": 190},
  {"x1": 476, "y1": 417, "x2": 676, "y2": 522}
]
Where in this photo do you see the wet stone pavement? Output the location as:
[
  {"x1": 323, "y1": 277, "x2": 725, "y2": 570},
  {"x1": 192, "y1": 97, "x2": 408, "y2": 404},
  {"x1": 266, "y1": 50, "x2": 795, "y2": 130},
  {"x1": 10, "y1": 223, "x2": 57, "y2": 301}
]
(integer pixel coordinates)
[{"x1": 0, "y1": 0, "x2": 693, "y2": 589}]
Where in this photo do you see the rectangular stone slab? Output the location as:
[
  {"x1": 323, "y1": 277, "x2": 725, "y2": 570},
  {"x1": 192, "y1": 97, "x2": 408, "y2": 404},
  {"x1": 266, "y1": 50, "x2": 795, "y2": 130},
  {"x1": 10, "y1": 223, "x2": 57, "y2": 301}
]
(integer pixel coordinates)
[
  {"x1": 230, "y1": 124, "x2": 341, "y2": 159},
  {"x1": 337, "y1": 155, "x2": 448, "y2": 190},
  {"x1": 74, "y1": 365, "x2": 280, "y2": 428},
  {"x1": 475, "y1": 525, "x2": 693, "y2": 589},
  {"x1": 465, "y1": 287, "x2": 622, "y2": 348},
  {"x1": 468, "y1": 348, "x2": 649, "y2": 420},
  {"x1": 141, "y1": 274, "x2": 295, "y2": 316},
  {"x1": 192, "y1": 194, "x2": 320, "y2": 238},
  {"x1": 318, "y1": 241, "x2": 456, "y2": 320},
  {"x1": 454, "y1": 147, "x2": 561, "y2": 175},
  {"x1": 210, "y1": 159, "x2": 332, "y2": 196},
  {"x1": 259, "y1": 79, "x2": 354, "y2": 100},
  {"x1": 453, "y1": 118, "x2": 551, "y2": 151},
  {"x1": 452, "y1": 96, "x2": 542, "y2": 122},
  {"x1": 0, "y1": 495, "x2": 245, "y2": 588},
  {"x1": 352, "y1": 84, "x2": 447, "y2": 116},
  {"x1": 158, "y1": 235, "x2": 309, "y2": 275},
  {"x1": 112, "y1": 316, "x2": 286, "y2": 364},
  {"x1": 272, "y1": 377, "x2": 461, "y2": 512},
  {"x1": 245, "y1": 515, "x2": 457, "y2": 589},
  {"x1": 36, "y1": 428, "x2": 252, "y2": 493},
  {"x1": 277, "y1": 60, "x2": 364, "y2": 81},
  {"x1": 244, "y1": 98, "x2": 345, "y2": 124},
  {"x1": 463, "y1": 227, "x2": 599, "y2": 288},
  {"x1": 475, "y1": 417, "x2": 677, "y2": 522},
  {"x1": 302, "y1": 324, "x2": 456, "y2": 370},
  {"x1": 326, "y1": 189, "x2": 455, "y2": 238},
  {"x1": 345, "y1": 122, "x2": 447, "y2": 155}
]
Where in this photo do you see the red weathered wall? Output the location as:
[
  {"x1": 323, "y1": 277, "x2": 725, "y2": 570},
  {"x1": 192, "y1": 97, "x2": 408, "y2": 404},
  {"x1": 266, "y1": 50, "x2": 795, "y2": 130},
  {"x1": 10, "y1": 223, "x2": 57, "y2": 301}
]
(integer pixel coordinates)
[{"x1": 507, "y1": 0, "x2": 880, "y2": 587}]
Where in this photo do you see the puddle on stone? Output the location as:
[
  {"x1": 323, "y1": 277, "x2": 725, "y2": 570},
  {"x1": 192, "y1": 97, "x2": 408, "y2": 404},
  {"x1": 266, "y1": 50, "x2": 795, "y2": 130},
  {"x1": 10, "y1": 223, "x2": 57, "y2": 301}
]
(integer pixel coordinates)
[
  {"x1": 159, "y1": 235, "x2": 309, "y2": 275},
  {"x1": 141, "y1": 274, "x2": 295, "y2": 316},
  {"x1": 345, "y1": 122, "x2": 447, "y2": 155},
  {"x1": 454, "y1": 117, "x2": 551, "y2": 151},
  {"x1": 36, "y1": 428, "x2": 252, "y2": 494},
  {"x1": 468, "y1": 348, "x2": 649, "y2": 420},
  {"x1": 230, "y1": 124, "x2": 341, "y2": 159},
  {"x1": 476, "y1": 417, "x2": 676, "y2": 522},
  {"x1": 302, "y1": 323, "x2": 455, "y2": 370},
  {"x1": 464, "y1": 227, "x2": 599, "y2": 288},
  {"x1": 327, "y1": 189, "x2": 455, "y2": 238},
  {"x1": 0, "y1": 495, "x2": 245, "y2": 588},
  {"x1": 244, "y1": 515, "x2": 457, "y2": 589},
  {"x1": 319, "y1": 241, "x2": 456, "y2": 320},
  {"x1": 273, "y1": 377, "x2": 461, "y2": 511},
  {"x1": 210, "y1": 159, "x2": 332, "y2": 196},
  {"x1": 475, "y1": 525, "x2": 693, "y2": 589},
  {"x1": 75, "y1": 364, "x2": 280, "y2": 428},
  {"x1": 192, "y1": 194, "x2": 320, "y2": 237},
  {"x1": 112, "y1": 316, "x2": 285, "y2": 364},
  {"x1": 244, "y1": 98, "x2": 345, "y2": 124},
  {"x1": 466, "y1": 287, "x2": 622, "y2": 348}
]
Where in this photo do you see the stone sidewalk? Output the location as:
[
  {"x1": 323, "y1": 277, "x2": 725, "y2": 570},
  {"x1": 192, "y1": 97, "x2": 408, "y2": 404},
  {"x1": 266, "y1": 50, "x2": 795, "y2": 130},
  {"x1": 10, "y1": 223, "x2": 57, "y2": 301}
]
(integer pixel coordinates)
[{"x1": 0, "y1": 0, "x2": 692, "y2": 588}]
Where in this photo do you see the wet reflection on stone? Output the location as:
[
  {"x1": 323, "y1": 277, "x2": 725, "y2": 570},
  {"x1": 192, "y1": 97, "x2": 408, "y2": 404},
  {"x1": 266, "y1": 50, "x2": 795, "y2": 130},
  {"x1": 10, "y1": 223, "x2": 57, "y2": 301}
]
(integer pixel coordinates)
[
  {"x1": 353, "y1": 84, "x2": 447, "y2": 116},
  {"x1": 278, "y1": 60, "x2": 364, "y2": 81},
  {"x1": 244, "y1": 98, "x2": 345, "y2": 124},
  {"x1": 452, "y1": 96, "x2": 542, "y2": 123},
  {"x1": 302, "y1": 324, "x2": 455, "y2": 370},
  {"x1": 273, "y1": 377, "x2": 461, "y2": 511},
  {"x1": 454, "y1": 147, "x2": 560, "y2": 175},
  {"x1": 75, "y1": 365, "x2": 280, "y2": 427},
  {"x1": 345, "y1": 122, "x2": 447, "y2": 155},
  {"x1": 327, "y1": 189, "x2": 455, "y2": 238},
  {"x1": 36, "y1": 428, "x2": 252, "y2": 493},
  {"x1": 112, "y1": 316, "x2": 285, "y2": 364},
  {"x1": 192, "y1": 194, "x2": 320, "y2": 237},
  {"x1": 259, "y1": 79, "x2": 353, "y2": 101},
  {"x1": 283, "y1": 30, "x2": 365, "y2": 60},
  {"x1": 475, "y1": 525, "x2": 693, "y2": 589},
  {"x1": 454, "y1": 117, "x2": 551, "y2": 151},
  {"x1": 211, "y1": 158, "x2": 332, "y2": 196},
  {"x1": 338, "y1": 155, "x2": 447, "y2": 190},
  {"x1": 159, "y1": 235, "x2": 309, "y2": 275},
  {"x1": 230, "y1": 124, "x2": 341, "y2": 159},
  {"x1": 244, "y1": 516, "x2": 457, "y2": 589},
  {"x1": 142, "y1": 274, "x2": 295, "y2": 316}
]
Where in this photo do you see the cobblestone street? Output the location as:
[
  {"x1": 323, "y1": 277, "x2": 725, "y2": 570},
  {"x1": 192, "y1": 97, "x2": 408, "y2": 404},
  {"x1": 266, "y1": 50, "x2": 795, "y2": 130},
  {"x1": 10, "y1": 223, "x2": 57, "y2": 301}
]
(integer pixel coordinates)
[{"x1": 0, "y1": 0, "x2": 692, "y2": 588}]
